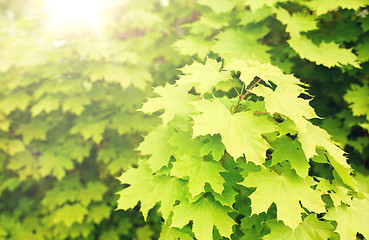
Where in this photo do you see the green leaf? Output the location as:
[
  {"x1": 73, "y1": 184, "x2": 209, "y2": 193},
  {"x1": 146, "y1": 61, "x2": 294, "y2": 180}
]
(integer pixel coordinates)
[
  {"x1": 212, "y1": 29, "x2": 271, "y2": 63},
  {"x1": 140, "y1": 84, "x2": 194, "y2": 125},
  {"x1": 356, "y1": 42, "x2": 369, "y2": 62},
  {"x1": 275, "y1": 8, "x2": 317, "y2": 37},
  {"x1": 253, "y1": 84, "x2": 317, "y2": 131},
  {"x1": 117, "y1": 162, "x2": 188, "y2": 220},
  {"x1": 177, "y1": 58, "x2": 231, "y2": 95},
  {"x1": 226, "y1": 59, "x2": 284, "y2": 87},
  {"x1": 171, "y1": 155, "x2": 225, "y2": 197},
  {"x1": 31, "y1": 95, "x2": 60, "y2": 117},
  {"x1": 62, "y1": 95, "x2": 91, "y2": 115},
  {"x1": 38, "y1": 152, "x2": 74, "y2": 180},
  {"x1": 192, "y1": 98, "x2": 274, "y2": 164},
  {"x1": 87, "y1": 204, "x2": 111, "y2": 224},
  {"x1": 173, "y1": 36, "x2": 213, "y2": 59},
  {"x1": 159, "y1": 224, "x2": 193, "y2": 240},
  {"x1": 197, "y1": 0, "x2": 238, "y2": 14},
  {"x1": 86, "y1": 63, "x2": 151, "y2": 90},
  {"x1": 241, "y1": 0, "x2": 287, "y2": 12},
  {"x1": 7, "y1": 151, "x2": 39, "y2": 180},
  {"x1": 0, "y1": 91, "x2": 31, "y2": 115},
  {"x1": 289, "y1": 36, "x2": 359, "y2": 68},
  {"x1": 325, "y1": 197, "x2": 369, "y2": 240},
  {"x1": 138, "y1": 126, "x2": 176, "y2": 171},
  {"x1": 264, "y1": 214, "x2": 335, "y2": 240},
  {"x1": 70, "y1": 118, "x2": 108, "y2": 143},
  {"x1": 199, "y1": 135, "x2": 226, "y2": 161},
  {"x1": 52, "y1": 204, "x2": 88, "y2": 227},
  {"x1": 306, "y1": 0, "x2": 369, "y2": 15},
  {"x1": 297, "y1": 122, "x2": 356, "y2": 187},
  {"x1": 242, "y1": 169, "x2": 325, "y2": 229},
  {"x1": 16, "y1": 119, "x2": 50, "y2": 144},
  {"x1": 270, "y1": 135, "x2": 310, "y2": 178},
  {"x1": 78, "y1": 181, "x2": 107, "y2": 206},
  {"x1": 171, "y1": 197, "x2": 235, "y2": 240},
  {"x1": 344, "y1": 84, "x2": 369, "y2": 120}
]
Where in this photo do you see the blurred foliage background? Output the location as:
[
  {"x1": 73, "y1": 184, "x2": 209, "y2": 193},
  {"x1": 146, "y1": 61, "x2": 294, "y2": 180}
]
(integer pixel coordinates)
[{"x1": 0, "y1": 0, "x2": 368, "y2": 239}]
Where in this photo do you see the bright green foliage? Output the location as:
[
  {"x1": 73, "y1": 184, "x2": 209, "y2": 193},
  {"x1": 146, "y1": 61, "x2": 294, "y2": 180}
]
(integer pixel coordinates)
[
  {"x1": 171, "y1": 197, "x2": 235, "y2": 240},
  {"x1": 269, "y1": 136, "x2": 310, "y2": 178},
  {"x1": 192, "y1": 99, "x2": 274, "y2": 163},
  {"x1": 171, "y1": 155, "x2": 225, "y2": 197},
  {"x1": 173, "y1": 35, "x2": 213, "y2": 59},
  {"x1": 178, "y1": 58, "x2": 231, "y2": 94},
  {"x1": 140, "y1": 84, "x2": 194, "y2": 125},
  {"x1": 289, "y1": 36, "x2": 359, "y2": 68},
  {"x1": 344, "y1": 84, "x2": 369, "y2": 120},
  {"x1": 275, "y1": 8, "x2": 318, "y2": 38},
  {"x1": 117, "y1": 162, "x2": 187, "y2": 219},
  {"x1": 197, "y1": 0, "x2": 238, "y2": 14},
  {"x1": 325, "y1": 198, "x2": 369, "y2": 239},
  {"x1": 2, "y1": 0, "x2": 369, "y2": 239},
  {"x1": 307, "y1": 0, "x2": 369, "y2": 15},
  {"x1": 264, "y1": 214, "x2": 336, "y2": 240},
  {"x1": 242, "y1": 169, "x2": 325, "y2": 229},
  {"x1": 0, "y1": 0, "x2": 188, "y2": 239}
]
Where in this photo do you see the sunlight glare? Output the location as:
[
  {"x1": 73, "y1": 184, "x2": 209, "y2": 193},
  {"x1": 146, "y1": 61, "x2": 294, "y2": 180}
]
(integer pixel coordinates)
[{"x1": 47, "y1": 0, "x2": 103, "y2": 27}]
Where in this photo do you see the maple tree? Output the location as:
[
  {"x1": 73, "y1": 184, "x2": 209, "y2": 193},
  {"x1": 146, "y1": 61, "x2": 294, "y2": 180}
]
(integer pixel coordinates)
[{"x1": 1, "y1": 0, "x2": 369, "y2": 239}]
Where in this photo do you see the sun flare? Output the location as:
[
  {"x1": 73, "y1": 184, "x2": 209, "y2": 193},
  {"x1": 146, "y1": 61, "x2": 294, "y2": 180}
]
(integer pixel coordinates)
[{"x1": 46, "y1": 0, "x2": 103, "y2": 27}]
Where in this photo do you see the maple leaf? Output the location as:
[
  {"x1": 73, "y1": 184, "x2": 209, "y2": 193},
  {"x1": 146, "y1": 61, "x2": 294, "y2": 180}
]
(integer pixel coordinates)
[
  {"x1": 110, "y1": 112, "x2": 158, "y2": 135},
  {"x1": 177, "y1": 58, "x2": 231, "y2": 95},
  {"x1": 242, "y1": 169, "x2": 325, "y2": 229},
  {"x1": 137, "y1": 126, "x2": 176, "y2": 171},
  {"x1": 0, "y1": 139, "x2": 25, "y2": 156},
  {"x1": 270, "y1": 135, "x2": 310, "y2": 178},
  {"x1": 171, "y1": 196, "x2": 235, "y2": 240},
  {"x1": 356, "y1": 42, "x2": 369, "y2": 62},
  {"x1": 42, "y1": 177, "x2": 82, "y2": 211},
  {"x1": 78, "y1": 181, "x2": 107, "y2": 206},
  {"x1": 171, "y1": 155, "x2": 226, "y2": 197},
  {"x1": 325, "y1": 197, "x2": 369, "y2": 240},
  {"x1": 306, "y1": 0, "x2": 368, "y2": 15},
  {"x1": 197, "y1": 0, "x2": 238, "y2": 14},
  {"x1": 344, "y1": 84, "x2": 369, "y2": 120},
  {"x1": 168, "y1": 130, "x2": 203, "y2": 158},
  {"x1": 200, "y1": 134, "x2": 226, "y2": 161},
  {"x1": 212, "y1": 29, "x2": 271, "y2": 63},
  {"x1": 192, "y1": 98, "x2": 274, "y2": 164},
  {"x1": 296, "y1": 121, "x2": 356, "y2": 187},
  {"x1": 159, "y1": 224, "x2": 193, "y2": 240},
  {"x1": 241, "y1": 0, "x2": 287, "y2": 12},
  {"x1": 31, "y1": 95, "x2": 60, "y2": 117},
  {"x1": 226, "y1": 58, "x2": 283, "y2": 87},
  {"x1": 87, "y1": 204, "x2": 111, "y2": 224},
  {"x1": 7, "y1": 151, "x2": 39, "y2": 181},
  {"x1": 86, "y1": 63, "x2": 151, "y2": 90},
  {"x1": 70, "y1": 117, "x2": 108, "y2": 144},
  {"x1": 16, "y1": 119, "x2": 50, "y2": 144},
  {"x1": 52, "y1": 204, "x2": 88, "y2": 227},
  {"x1": 62, "y1": 95, "x2": 91, "y2": 115},
  {"x1": 264, "y1": 214, "x2": 335, "y2": 240},
  {"x1": 38, "y1": 152, "x2": 74, "y2": 180},
  {"x1": 275, "y1": 8, "x2": 317, "y2": 38},
  {"x1": 140, "y1": 84, "x2": 194, "y2": 125},
  {"x1": 252, "y1": 84, "x2": 317, "y2": 132},
  {"x1": 117, "y1": 162, "x2": 188, "y2": 220},
  {"x1": 0, "y1": 91, "x2": 31, "y2": 115},
  {"x1": 238, "y1": 6, "x2": 273, "y2": 25},
  {"x1": 289, "y1": 36, "x2": 359, "y2": 68},
  {"x1": 173, "y1": 36, "x2": 213, "y2": 59}
]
